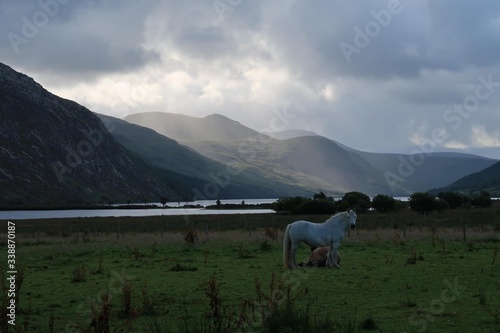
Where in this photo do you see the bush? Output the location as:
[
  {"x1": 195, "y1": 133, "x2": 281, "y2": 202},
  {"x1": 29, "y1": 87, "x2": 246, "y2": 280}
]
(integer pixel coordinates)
[
  {"x1": 183, "y1": 229, "x2": 198, "y2": 245},
  {"x1": 295, "y1": 199, "x2": 336, "y2": 215},
  {"x1": 438, "y1": 191, "x2": 468, "y2": 209},
  {"x1": 264, "y1": 228, "x2": 279, "y2": 241},
  {"x1": 342, "y1": 191, "x2": 371, "y2": 213},
  {"x1": 272, "y1": 193, "x2": 336, "y2": 215},
  {"x1": 71, "y1": 264, "x2": 86, "y2": 282},
  {"x1": 272, "y1": 196, "x2": 307, "y2": 214},
  {"x1": 434, "y1": 198, "x2": 449, "y2": 213},
  {"x1": 409, "y1": 192, "x2": 436, "y2": 215},
  {"x1": 471, "y1": 191, "x2": 492, "y2": 208},
  {"x1": 371, "y1": 194, "x2": 396, "y2": 213}
]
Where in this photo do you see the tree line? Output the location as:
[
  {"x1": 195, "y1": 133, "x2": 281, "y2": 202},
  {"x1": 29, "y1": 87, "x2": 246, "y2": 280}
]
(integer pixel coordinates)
[{"x1": 272, "y1": 190, "x2": 493, "y2": 215}]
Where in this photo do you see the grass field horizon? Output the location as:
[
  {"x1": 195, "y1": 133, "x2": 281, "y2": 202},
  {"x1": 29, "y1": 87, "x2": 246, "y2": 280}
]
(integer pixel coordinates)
[{"x1": 1, "y1": 206, "x2": 499, "y2": 332}]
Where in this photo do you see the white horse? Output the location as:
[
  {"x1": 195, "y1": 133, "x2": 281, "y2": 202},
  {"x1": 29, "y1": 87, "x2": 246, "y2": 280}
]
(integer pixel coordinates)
[{"x1": 283, "y1": 210, "x2": 356, "y2": 269}]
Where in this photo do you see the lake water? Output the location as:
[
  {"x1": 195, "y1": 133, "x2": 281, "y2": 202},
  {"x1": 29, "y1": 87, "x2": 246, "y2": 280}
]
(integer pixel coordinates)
[
  {"x1": 0, "y1": 199, "x2": 277, "y2": 220},
  {"x1": 6, "y1": 196, "x2": 474, "y2": 221}
]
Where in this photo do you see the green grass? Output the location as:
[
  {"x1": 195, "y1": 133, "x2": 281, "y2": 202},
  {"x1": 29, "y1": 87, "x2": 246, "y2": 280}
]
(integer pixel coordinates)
[{"x1": 1, "y1": 210, "x2": 500, "y2": 332}]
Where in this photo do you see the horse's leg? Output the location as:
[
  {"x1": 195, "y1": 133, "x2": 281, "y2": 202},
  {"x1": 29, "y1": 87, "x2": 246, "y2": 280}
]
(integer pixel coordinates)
[
  {"x1": 290, "y1": 242, "x2": 299, "y2": 269},
  {"x1": 328, "y1": 243, "x2": 340, "y2": 268}
]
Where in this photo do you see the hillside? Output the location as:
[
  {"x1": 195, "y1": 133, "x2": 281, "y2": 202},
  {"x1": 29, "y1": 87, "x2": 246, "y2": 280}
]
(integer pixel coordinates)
[
  {"x1": 125, "y1": 112, "x2": 260, "y2": 143},
  {"x1": 96, "y1": 114, "x2": 223, "y2": 178},
  {"x1": 430, "y1": 161, "x2": 500, "y2": 196},
  {"x1": 357, "y1": 151, "x2": 496, "y2": 193},
  {"x1": 268, "y1": 129, "x2": 319, "y2": 140},
  {"x1": 0, "y1": 63, "x2": 195, "y2": 206},
  {"x1": 97, "y1": 114, "x2": 308, "y2": 199},
  {"x1": 125, "y1": 112, "x2": 497, "y2": 196}
]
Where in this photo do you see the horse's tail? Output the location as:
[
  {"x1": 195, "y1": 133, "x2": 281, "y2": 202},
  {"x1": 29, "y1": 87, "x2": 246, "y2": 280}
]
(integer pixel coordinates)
[{"x1": 283, "y1": 224, "x2": 292, "y2": 269}]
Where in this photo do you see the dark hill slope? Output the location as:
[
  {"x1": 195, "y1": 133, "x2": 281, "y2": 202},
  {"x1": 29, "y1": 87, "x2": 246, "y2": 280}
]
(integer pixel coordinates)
[
  {"x1": 357, "y1": 151, "x2": 496, "y2": 193},
  {"x1": 97, "y1": 114, "x2": 306, "y2": 199},
  {"x1": 276, "y1": 136, "x2": 394, "y2": 194},
  {"x1": 0, "y1": 63, "x2": 190, "y2": 205},
  {"x1": 430, "y1": 161, "x2": 500, "y2": 196}
]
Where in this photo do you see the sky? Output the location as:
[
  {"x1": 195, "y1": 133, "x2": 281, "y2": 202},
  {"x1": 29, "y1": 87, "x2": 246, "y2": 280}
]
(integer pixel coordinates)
[{"x1": 1, "y1": 0, "x2": 500, "y2": 159}]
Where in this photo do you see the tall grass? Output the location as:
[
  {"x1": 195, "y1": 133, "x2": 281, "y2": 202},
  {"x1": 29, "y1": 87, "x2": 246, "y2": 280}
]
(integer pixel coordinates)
[
  {"x1": 3, "y1": 207, "x2": 499, "y2": 332},
  {"x1": 9, "y1": 202, "x2": 500, "y2": 242}
]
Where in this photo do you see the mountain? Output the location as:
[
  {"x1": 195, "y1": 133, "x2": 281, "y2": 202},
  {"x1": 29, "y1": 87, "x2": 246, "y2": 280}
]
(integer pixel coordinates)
[
  {"x1": 355, "y1": 151, "x2": 496, "y2": 194},
  {"x1": 268, "y1": 129, "x2": 320, "y2": 140},
  {"x1": 97, "y1": 113, "x2": 223, "y2": 179},
  {"x1": 430, "y1": 161, "x2": 500, "y2": 196},
  {"x1": 125, "y1": 112, "x2": 259, "y2": 142},
  {"x1": 97, "y1": 114, "x2": 308, "y2": 199},
  {"x1": 125, "y1": 112, "x2": 498, "y2": 196},
  {"x1": 0, "y1": 63, "x2": 197, "y2": 206}
]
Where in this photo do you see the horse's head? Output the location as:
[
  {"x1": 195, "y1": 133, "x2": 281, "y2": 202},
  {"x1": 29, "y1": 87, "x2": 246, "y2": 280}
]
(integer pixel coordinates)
[{"x1": 348, "y1": 209, "x2": 357, "y2": 230}]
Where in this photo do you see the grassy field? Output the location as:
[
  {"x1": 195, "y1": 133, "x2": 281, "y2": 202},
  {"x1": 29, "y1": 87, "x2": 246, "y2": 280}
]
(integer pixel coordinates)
[{"x1": 1, "y1": 207, "x2": 499, "y2": 332}]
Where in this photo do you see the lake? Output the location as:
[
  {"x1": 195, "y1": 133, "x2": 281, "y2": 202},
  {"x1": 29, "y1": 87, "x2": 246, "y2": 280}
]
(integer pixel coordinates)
[
  {"x1": 2, "y1": 197, "x2": 456, "y2": 221},
  {"x1": 0, "y1": 199, "x2": 277, "y2": 220}
]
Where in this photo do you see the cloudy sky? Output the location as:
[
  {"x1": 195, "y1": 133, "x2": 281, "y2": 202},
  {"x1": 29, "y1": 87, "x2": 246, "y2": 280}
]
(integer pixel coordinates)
[{"x1": 1, "y1": 0, "x2": 500, "y2": 159}]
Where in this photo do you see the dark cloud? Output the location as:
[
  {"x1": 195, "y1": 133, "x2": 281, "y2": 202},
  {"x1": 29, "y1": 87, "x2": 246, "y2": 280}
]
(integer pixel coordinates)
[
  {"x1": 172, "y1": 26, "x2": 237, "y2": 60},
  {"x1": 0, "y1": 0, "x2": 499, "y2": 158},
  {"x1": 426, "y1": 0, "x2": 500, "y2": 69},
  {"x1": 0, "y1": 0, "x2": 159, "y2": 81}
]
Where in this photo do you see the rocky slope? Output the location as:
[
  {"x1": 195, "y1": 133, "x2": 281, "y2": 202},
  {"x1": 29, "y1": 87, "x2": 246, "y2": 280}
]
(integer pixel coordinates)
[{"x1": 0, "y1": 63, "x2": 187, "y2": 206}]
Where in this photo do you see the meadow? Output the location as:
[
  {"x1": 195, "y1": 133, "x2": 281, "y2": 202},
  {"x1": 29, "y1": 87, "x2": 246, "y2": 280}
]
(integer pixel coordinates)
[{"x1": 1, "y1": 207, "x2": 499, "y2": 332}]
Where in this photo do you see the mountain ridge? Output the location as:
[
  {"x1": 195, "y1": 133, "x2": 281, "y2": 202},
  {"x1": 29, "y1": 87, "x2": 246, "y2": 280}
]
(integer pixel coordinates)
[
  {"x1": 125, "y1": 112, "x2": 265, "y2": 143},
  {"x1": 430, "y1": 161, "x2": 500, "y2": 196},
  {"x1": 124, "y1": 111, "x2": 497, "y2": 196},
  {"x1": 97, "y1": 113, "x2": 309, "y2": 199},
  {"x1": 0, "y1": 63, "x2": 195, "y2": 205}
]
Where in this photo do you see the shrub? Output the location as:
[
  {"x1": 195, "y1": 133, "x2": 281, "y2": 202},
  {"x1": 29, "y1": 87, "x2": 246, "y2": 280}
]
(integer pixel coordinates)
[
  {"x1": 409, "y1": 192, "x2": 436, "y2": 215},
  {"x1": 295, "y1": 199, "x2": 336, "y2": 215},
  {"x1": 342, "y1": 191, "x2": 371, "y2": 213},
  {"x1": 90, "y1": 292, "x2": 112, "y2": 333},
  {"x1": 71, "y1": 264, "x2": 86, "y2": 282},
  {"x1": 121, "y1": 275, "x2": 132, "y2": 318},
  {"x1": 371, "y1": 194, "x2": 397, "y2": 213},
  {"x1": 272, "y1": 196, "x2": 307, "y2": 214},
  {"x1": 264, "y1": 228, "x2": 279, "y2": 241},
  {"x1": 471, "y1": 191, "x2": 492, "y2": 208},
  {"x1": 183, "y1": 229, "x2": 198, "y2": 245},
  {"x1": 438, "y1": 191, "x2": 468, "y2": 209}
]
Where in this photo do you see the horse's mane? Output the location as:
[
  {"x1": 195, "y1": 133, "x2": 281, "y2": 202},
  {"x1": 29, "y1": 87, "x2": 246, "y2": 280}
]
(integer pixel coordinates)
[{"x1": 325, "y1": 211, "x2": 347, "y2": 223}]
